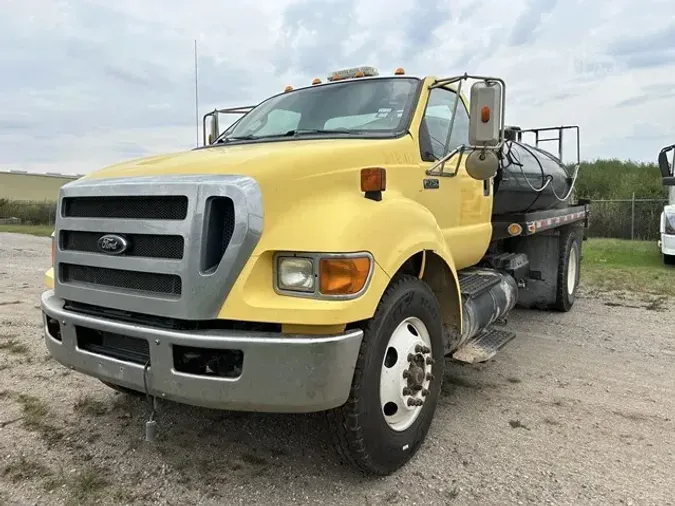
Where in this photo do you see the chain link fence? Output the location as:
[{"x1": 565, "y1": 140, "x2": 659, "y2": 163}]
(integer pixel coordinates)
[{"x1": 587, "y1": 197, "x2": 668, "y2": 241}]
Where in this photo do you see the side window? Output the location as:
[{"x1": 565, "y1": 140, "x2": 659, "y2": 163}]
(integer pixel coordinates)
[
  {"x1": 419, "y1": 88, "x2": 470, "y2": 162},
  {"x1": 249, "y1": 109, "x2": 301, "y2": 136}
]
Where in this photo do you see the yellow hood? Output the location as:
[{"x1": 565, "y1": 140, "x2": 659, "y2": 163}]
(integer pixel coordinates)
[{"x1": 86, "y1": 137, "x2": 412, "y2": 185}]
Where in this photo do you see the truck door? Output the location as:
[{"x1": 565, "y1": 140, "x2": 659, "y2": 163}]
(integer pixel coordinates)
[{"x1": 416, "y1": 85, "x2": 493, "y2": 269}]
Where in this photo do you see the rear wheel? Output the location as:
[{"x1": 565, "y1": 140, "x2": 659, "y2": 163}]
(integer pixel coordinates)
[
  {"x1": 553, "y1": 228, "x2": 581, "y2": 312},
  {"x1": 326, "y1": 274, "x2": 445, "y2": 475}
]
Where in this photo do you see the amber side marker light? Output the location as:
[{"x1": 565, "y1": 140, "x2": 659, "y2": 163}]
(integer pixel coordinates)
[
  {"x1": 507, "y1": 223, "x2": 523, "y2": 236},
  {"x1": 361, "y1": 167, "x2": 386, "y2": 202},
  {"x1": 320, "y1": 257, "x2": 371, "y2": 296}
]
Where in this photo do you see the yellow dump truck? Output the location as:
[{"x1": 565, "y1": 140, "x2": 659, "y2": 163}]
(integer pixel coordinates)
[{"x1": 41, "y1": 67, "x2": 589, "y2": 475}]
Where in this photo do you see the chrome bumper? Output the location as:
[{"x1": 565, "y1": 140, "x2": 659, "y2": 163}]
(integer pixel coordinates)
[
  {"x1": 661, "y1": 233, "x2": 675, "y2": 255},
  {"x1": 41, "y1": 290, "x2": 363, "y2": 413}
]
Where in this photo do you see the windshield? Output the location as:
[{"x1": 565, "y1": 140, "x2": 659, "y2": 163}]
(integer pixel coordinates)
[{"x1": 216, "y1": 77, "x2": 420, "y2": 143}]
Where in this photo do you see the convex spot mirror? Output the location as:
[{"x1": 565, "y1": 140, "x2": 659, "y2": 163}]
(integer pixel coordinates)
[{"x1": 465, "y1": 149, "x2": 499, "y2": 181}]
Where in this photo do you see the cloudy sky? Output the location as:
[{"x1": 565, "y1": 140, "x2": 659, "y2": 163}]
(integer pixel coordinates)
[{"x1": 2, "y1": 0, "x2": 674, "y2": 175}]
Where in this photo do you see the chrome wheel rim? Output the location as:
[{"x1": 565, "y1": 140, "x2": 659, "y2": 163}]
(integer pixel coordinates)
[
  {"x1": 379, "y1": 316, "x2": 434, "y2": 432},
  {"x1": 567, "y1": 246, "x2": 578, "y2": 296}
]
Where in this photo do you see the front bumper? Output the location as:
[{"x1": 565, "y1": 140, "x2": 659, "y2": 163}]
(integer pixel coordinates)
[
  {"x1": 41, "y1": 290, "x2": 363, "y2": 413},
  {"x1": 661, "y1": 233, "x2": 675, "y2": 256}
]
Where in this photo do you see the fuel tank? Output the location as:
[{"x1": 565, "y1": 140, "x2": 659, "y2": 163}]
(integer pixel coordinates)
[{"x1": 492, "y1": 136, "x2": 574, "y2": 215}]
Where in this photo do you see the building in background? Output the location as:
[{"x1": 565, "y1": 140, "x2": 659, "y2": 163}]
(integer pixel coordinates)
[{"x1": 0, "y1": 170, "x2": 82, "y2": 202}]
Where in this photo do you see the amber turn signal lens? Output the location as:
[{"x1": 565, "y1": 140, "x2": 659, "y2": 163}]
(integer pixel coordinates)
[
  {"x1": 360, "y1": 168, "x2": 386, "y2": 192},
  {"x1": 480, "y1": 106, "x2": 490, "y2": 123},
  {"x1": 319, "y1": 257, "x2": 371, "y2": 295}
]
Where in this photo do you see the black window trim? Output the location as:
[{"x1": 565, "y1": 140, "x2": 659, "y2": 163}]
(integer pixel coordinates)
[{"x1": 418, "y1": 84, "x2": 470, "y2": 163}]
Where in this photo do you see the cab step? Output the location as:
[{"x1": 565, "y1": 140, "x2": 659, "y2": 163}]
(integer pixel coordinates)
[
  {"x1": 458, "y1": 270, "x2": 501, "y2": 299},
  {"x1": 451, "y1": 327, "x2": 517, "y2": 364}
]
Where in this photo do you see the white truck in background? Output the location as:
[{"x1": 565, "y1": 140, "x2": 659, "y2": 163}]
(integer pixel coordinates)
[{"x1": 657, "y1": 144, "x2": 675, "y2": 265}]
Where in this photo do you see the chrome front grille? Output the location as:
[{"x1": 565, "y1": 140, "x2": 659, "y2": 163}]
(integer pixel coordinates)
[
  {"x1": 61, "y1": 231, "x2": 185, "y2": 259},
  {"x1": 62, "y1": 195, "x2": 189, "y2": 220},
  {"x1": 53, "y1": 175, "x2": 263, "y2": 320},
  {"x1": 60, "y1": 264, "x2": 183, "y2": 297}
]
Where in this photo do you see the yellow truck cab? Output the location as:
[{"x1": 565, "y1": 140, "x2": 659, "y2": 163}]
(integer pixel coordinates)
[{"x1": 41, "y1": 66, "x2": 589, "y2": 475}]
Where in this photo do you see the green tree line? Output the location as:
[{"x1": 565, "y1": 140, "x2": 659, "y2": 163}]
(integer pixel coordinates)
[
  {"x1": 574, "y1": 159, "x2": 667, "y2": 240},
  {"x1": 575, "y1": 159, "x2": 666, "y2": 200}
]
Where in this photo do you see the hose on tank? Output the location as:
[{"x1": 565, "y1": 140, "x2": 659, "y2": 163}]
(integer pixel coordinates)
[{"x1": 502, "y1": 140, "x2": 581, "y2": 202}]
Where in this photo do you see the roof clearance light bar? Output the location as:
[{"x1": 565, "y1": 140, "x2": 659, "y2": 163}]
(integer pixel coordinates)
[{"x1": 327, "y1": 66, "x2": 379, "y2": 81}]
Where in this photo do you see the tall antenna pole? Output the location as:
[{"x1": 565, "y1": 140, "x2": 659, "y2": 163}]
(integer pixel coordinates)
[{"x1": 194, "y1": 39, "x2": 199, "y2": 147}]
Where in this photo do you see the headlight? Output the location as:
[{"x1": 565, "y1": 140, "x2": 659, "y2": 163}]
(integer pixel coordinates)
[
  {"x1": 277, "y1": 256, "x2": 315, "y2": 292},
  {"x1": 666, "y1": 213, "x2": 675, "y2": 234},
  {"x1": 275, "y1": 252, "x2": 373, "y2": 298}
]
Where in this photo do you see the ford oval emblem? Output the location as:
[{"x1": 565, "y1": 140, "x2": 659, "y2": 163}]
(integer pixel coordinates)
[{"x1": 97, "y1": 234, "x2": 129, "y2": 255}]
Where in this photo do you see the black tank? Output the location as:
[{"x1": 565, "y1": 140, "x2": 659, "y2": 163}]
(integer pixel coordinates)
[{"x1": 492, "y1": 139, "x2": 574, "y2": 216}]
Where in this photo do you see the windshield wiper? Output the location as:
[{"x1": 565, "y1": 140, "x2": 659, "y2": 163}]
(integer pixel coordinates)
[
  {"x1": 284, "y1": 128, "x2": 359, "y2": 136},
  {"x1": 217, "y1": 129, "x2": 358, "y2": 144},
  {"x1": 216, "y1": 134, "x2": 257, "y2": 143}
]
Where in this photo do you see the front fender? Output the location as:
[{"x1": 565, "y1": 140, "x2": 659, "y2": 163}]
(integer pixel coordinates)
[{"x1": 218, "y1": 191, "x2": 462, "y2": 327}]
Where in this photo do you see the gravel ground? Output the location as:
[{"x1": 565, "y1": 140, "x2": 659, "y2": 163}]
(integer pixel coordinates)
[{"x1": 0, "y1": 232, "x2": 674, "y2": 506}]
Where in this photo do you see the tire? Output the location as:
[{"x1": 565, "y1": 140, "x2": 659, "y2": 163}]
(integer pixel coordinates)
[
  {"x1": 553, "y1": 227, "x2": 581, "y2": 312},
  {"x1": 664, "y1": 254, "x2": 675, "y2": 266},
  {"x1": 100, "y1": 380, "x2": 144, "y2": 397},
  {"x1": 325, "y1": 274, "x2": 445, "y2": 476}
]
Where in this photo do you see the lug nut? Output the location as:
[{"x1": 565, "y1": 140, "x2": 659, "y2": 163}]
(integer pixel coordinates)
[
  {"x1": 407, "y1": 398, "x2": 416, "y2": 407},
  {"x1": 421, "y1": 389, "x2": 430, "y2": 397},
  {"x1": 421, "y1": 346, "x2": 431, "y2": 354},
  {"x1": 402, "y1": 387, "x2": 412, "y2": 396},
  {"x1": 415, "y1": 345, "x2": 423, "y2": 353},
  {"x1": 407, "y1": 353, "x2": 415, "y2": 362},
  {"x1": 402, "y1": 370, "x2": 411, "y2": 379},
  {"x1": 412, "y1": 384, "x2": 423, "y2": 391},
  {"x1": 426, "y1": 357, "x2": 435, "y2": 365},
  {"x1": 415, "y1": 399, "x2": 424, "y2": 406},
  {"x1": 426, "y1": 373, "x2": 435, "y2": 381}
]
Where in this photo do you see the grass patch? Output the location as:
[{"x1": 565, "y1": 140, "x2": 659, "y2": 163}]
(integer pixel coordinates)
[
  {"x1": 0, "y1": 224, "x2": 53, "y2": 237},
  {"x1": 67, "y1": 466, "x2": 110, "y2": 504},
  {"x1": 2, "y1": 455, "x2": 52, "y2": 483},
  {"x1": 14, "y1": 393, "x2": 65, "y2": 444},
  {"x1": 73, "y1": 394, "x2": 109, "y2": 417},
  {"x1": 16, "y1": 394, "x2": 50, "y2": 430},
  {"x1": 581, "y1": 238, "x2": 675, "y2": 296},
  {"x1": 0, "y1": 338, "x2": 29, "y2": 355}
]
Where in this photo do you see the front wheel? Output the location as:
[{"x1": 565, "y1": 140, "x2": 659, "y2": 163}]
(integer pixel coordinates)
[
  {"x1": 664, "y1": 254, "x2": 675, "y2": 266},
  {"x1": 326, "y1": 274, "x2": 445, "y2": 475}
]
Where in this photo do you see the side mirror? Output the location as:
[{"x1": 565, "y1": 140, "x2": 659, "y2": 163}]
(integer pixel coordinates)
[
  {"x1": 468, "y1": 81, "x2": 502, "y2": 147},
  {"x1": 208, "y1": 113, "x2": 220, "y2": 145},
  {"x1": 658, "y1": 145, "x2": 674, "y2": 179}
]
